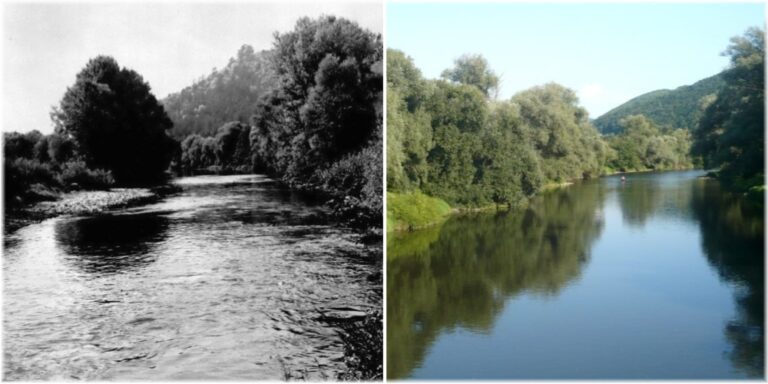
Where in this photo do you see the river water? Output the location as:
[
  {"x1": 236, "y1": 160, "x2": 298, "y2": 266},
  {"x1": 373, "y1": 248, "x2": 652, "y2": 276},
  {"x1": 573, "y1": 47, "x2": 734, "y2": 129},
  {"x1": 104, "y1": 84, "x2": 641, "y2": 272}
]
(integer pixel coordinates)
[
  {"x1": 4, "y1": 175, "x2": 381, "y2": 380},
  {"x1": 388, "y1": 170, "x2": 764, "y2": 379}
]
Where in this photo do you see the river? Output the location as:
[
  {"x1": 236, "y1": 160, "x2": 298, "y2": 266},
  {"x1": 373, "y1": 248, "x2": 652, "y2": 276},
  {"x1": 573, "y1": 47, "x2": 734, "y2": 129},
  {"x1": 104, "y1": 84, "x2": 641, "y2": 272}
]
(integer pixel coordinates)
[
  {"x1": 4, "y1": 174, "x2": 381, "y2": 380},
  {"x1": 387, "y1": 170, "x2": 763, "y2": 379}
]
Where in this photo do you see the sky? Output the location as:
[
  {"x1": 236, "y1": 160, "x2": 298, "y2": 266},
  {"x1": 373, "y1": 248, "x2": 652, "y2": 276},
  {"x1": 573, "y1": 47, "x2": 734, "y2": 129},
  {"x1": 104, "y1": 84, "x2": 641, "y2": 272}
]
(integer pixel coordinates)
[
  {"x1": 2, "y1": 1, "x2": 383, "y2": 134},
  {"x1": 387, "y1": 2, "x2": 765, "y2": 118}
]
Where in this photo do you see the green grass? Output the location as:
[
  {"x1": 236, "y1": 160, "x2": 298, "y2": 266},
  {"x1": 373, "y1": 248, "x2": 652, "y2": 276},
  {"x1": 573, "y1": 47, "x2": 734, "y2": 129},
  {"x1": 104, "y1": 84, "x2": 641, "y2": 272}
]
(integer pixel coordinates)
[{"x1": 387, "y1": 191, "x2": 452, "y2": 232}]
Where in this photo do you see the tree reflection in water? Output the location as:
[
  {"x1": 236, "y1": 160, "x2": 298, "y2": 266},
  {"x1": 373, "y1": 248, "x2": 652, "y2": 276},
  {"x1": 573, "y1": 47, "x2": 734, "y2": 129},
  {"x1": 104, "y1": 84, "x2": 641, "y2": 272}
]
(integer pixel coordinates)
[
  {"x1": 54, "y1": 212, "x2": 170, "y2": 275},
  {"x1": 387, "y1": 182, "x2": 605, "y2": 379},
  {"x1": 690, "y1": 179, "x2": 764, "y2": 377}
]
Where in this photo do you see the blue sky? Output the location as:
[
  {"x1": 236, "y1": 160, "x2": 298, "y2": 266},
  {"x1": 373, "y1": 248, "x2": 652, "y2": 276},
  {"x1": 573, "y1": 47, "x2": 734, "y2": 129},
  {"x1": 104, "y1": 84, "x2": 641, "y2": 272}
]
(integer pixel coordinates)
[{"x1": 386, "y1": 3, "x2": 765, "y2": 118}]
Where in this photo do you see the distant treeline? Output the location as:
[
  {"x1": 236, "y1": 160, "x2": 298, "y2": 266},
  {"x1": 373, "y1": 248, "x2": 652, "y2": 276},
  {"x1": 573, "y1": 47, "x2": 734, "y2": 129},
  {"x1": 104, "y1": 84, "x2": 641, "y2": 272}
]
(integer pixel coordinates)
[{"x1": 387, "y1": 27, "x2": 763, "y2": 227}]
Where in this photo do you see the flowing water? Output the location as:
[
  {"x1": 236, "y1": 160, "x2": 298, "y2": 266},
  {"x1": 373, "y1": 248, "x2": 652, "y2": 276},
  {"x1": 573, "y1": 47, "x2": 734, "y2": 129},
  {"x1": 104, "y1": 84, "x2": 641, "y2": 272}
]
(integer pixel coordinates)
[
  {"x1": 4, "y1": 175, "x2": 381, "y2": 380},
  {"x1": 388, "y1": 170, "x2": 764, "y2": 379}
]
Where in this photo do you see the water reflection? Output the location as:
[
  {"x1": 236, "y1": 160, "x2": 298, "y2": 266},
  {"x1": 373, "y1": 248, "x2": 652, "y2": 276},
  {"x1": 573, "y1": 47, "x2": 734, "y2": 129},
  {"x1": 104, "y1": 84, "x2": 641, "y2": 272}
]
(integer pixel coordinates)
[
  {"x1": 690, "y1": 179, "x2": 764, "y2": 376},
  {"x1": 387, "y1": 182, "x2": 605, "y2": 379},
  {"x1": 54, "y1": 212, "x2": 169, "y2": 275},
  {"x1": 615, "y1": 172, "x2": 696, "y2": 227}
]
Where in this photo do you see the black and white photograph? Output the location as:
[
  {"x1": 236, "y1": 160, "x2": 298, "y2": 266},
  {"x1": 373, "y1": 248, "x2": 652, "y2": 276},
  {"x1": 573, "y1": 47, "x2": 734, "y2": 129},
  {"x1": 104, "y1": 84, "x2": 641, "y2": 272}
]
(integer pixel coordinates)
[{"x1": 2, "y1": 1, "x2": 383, "y2": 380}]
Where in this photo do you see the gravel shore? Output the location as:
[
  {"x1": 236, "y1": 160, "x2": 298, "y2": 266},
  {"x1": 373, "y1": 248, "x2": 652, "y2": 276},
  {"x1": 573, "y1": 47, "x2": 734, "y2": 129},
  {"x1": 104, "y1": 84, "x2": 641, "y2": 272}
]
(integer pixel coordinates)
[{"x1": 4, "y1": 188, "x2": 159, "y2": 234}]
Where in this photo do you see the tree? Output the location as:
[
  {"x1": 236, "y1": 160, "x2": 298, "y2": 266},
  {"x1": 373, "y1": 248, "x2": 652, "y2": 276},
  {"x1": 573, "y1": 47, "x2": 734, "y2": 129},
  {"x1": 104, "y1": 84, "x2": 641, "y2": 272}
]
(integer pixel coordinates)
[
  {"x1": 441, "y1": 54, "x2": 500, "y2": 98},
  {"x1": 511, "y1": 83, "x2": 604, "y2": 181},
  {"x1": 694, "y1": 27, "x2": 765, "y2": 185},
  {"x1": 52, "y1": 56, "x2": 177, "y2": 184},
  {"x1": 263, "y1": 15, "x2": 383, "y2": 178}
]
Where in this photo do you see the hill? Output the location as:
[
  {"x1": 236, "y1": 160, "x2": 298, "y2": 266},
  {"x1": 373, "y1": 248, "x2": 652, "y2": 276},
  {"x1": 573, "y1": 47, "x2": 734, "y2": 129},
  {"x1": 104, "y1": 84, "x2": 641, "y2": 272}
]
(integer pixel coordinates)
[
  {"x1": 162, "y1": 45, "x2": 277, "y2": 139},
  {"x1": 594, "y1": 73, "x2": 725, "y2": 134}
]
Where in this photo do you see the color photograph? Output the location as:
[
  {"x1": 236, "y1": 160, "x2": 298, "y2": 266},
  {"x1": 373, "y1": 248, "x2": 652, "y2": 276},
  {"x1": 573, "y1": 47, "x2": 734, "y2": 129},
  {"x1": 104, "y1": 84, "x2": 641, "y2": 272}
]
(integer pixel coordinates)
[{"x1": 386, "y1": 2, "x2": 764, "y2": 380}]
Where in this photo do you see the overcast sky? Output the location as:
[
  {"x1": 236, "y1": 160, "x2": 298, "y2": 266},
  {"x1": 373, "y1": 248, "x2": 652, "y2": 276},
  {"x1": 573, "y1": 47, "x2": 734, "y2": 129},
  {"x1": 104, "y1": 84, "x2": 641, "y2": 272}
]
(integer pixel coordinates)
[
  {"x1": 2, "y1": 1, "x2": 382, "y2": 134},
  {"x1": 388, "y1": 2, "x2": 765, "y2": 119}
]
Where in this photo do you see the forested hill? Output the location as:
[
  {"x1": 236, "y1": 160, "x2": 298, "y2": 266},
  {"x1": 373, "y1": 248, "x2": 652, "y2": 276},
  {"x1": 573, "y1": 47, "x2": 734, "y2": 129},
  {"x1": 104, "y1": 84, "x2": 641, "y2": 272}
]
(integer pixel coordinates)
[
  {"x1": 594, "y1": 73, "x2": 725, "y2": 134},
  {"x1": 162, "y1": 45, "x2": 277, "y2": 139}
]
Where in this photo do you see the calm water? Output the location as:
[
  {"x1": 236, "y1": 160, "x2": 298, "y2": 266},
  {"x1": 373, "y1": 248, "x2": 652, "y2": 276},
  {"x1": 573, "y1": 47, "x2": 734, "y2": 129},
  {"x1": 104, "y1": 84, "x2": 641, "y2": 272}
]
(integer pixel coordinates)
[
  {"x1": 388, "y1": 170, "x2": 764, "y2": 379},
  {"x1": 4, "y1": 175, "x2": 381, "y2": 380}
]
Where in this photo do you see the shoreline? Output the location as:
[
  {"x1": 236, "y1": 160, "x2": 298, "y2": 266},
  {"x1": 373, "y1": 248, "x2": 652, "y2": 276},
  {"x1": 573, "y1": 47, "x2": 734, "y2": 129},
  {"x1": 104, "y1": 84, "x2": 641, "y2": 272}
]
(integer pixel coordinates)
[
  {"x1": 4, "y1": 188, "x2": 164, "y2": 234},
  {"x1": 388, "y1": 167, "x2": 702, "y2": 234}
]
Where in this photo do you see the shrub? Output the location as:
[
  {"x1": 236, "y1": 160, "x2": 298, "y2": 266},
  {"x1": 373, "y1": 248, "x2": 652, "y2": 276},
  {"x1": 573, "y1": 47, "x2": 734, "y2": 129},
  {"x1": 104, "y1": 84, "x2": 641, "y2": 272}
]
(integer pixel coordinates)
[
  {"x1": 4, "y1": 158, "x2": 57, "y2": 205},
  {"x1": 58, "y1": 160, "x2": 115, "y2": 190}
]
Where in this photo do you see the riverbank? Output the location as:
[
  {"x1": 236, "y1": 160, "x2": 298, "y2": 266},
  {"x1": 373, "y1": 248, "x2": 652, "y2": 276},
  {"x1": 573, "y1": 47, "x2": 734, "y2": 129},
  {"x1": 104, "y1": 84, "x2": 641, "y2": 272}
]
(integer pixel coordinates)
[
  {"x1": 4, "y1": 188, "x2": 163, "y2": 234},
  {"x1": 387, "y1": 168, "x2": 703, "y2": 233}
]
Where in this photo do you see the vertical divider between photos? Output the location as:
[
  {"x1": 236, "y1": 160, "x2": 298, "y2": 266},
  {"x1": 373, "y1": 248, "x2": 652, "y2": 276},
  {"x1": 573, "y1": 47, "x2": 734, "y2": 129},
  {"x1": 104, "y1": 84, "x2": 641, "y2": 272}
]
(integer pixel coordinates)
[{"x1": 381, "y1": 0, "x2": 388, "y2": 380}]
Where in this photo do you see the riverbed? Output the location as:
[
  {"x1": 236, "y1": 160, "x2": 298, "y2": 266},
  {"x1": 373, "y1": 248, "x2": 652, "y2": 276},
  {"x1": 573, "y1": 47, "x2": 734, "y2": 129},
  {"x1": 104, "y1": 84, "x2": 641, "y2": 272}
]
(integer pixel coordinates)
[
  {"x1": 387, "y1": 170, "x2": 764, "y2": 379},
  {"x1": 4, "y1": 174, "x2": 382, "y2": 380}
]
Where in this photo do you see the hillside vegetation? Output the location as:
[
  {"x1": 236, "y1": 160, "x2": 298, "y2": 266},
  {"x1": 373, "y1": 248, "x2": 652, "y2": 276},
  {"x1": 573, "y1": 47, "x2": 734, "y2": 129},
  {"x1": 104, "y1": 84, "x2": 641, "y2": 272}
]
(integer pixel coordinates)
[
  {"x1": 162, "y1": 46, "x2": 277, "y2": 139},
  {"x1": 594, "y1": 73, "x2": 725, "y2": 134}
]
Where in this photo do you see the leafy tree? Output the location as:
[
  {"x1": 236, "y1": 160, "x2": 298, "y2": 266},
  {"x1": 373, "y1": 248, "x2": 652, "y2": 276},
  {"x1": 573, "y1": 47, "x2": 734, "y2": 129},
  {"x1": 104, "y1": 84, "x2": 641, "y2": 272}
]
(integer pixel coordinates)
[
  {"x1": 694, "y1": 27, "x2": 765, "y2": 186},
  {"x1": 255, "y1": 15, "x2": 383, "y2": 179},
  {"x1": 52, "y1": 56, "x2": 177, "y2": 184},
  {"x1": 511, "y1": 83, "x2": 604, "y2": 181},
  {"x1": 441, "y1": 53, "x2": 500, "y2": 98}
]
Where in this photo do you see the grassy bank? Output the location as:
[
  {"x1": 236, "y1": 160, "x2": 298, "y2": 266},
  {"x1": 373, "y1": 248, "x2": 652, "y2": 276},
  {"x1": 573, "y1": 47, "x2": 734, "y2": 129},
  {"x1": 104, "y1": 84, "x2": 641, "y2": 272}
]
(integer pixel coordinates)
[{"x1": 386, "y1": 191, "x2": 452, "y2": 232}]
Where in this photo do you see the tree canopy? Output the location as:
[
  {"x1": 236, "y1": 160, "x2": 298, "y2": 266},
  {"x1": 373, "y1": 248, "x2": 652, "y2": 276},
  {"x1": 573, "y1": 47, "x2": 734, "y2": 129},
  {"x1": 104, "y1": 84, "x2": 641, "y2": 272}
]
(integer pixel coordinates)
[
  {"x1": 388, "y1": 49, "x2": 607, "y2": 207},
  {"x1": 441, "y1": 54, "x2": 500, "y2": 99},
  {"x1": 52, "y1": 56, "x2": 177, "y2": 184},
  {"x1": 693, "y1": 27, "x2": 765, "y2": 186}
]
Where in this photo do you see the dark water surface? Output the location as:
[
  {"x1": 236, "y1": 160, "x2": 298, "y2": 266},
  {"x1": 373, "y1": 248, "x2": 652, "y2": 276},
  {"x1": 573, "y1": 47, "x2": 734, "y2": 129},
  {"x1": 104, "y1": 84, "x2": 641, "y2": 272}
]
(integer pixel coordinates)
[
  {"x1": 4, "y1": 175, "x2": 381, "y2": 380},
  {"x1": 388, "y1": 170, "x2": 764, "y2": 379}
]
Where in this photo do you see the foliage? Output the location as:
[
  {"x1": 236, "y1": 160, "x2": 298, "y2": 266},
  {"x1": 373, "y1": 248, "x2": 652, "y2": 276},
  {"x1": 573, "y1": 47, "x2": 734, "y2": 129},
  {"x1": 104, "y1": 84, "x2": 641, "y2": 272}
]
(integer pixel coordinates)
[
  {"x1": 4, "y1": 130, "x2": 44, "y2": 160},
  {"x1": 693, "y1": 27, "x2": 765, "y2": 188},
  {"x1": 318, "y1": 136, "x2": 383, "y2": 228},
  {"x1": 4, "y1": 158, "x2": 56, "y2": 202},
  {"x1": 162, "y1": 45, "x2": 277, "y2": 139},
  {"x1": 4, "y1": 129, "x2": 117, "y2": 205},
  {"x1": 250, "y1": 15, "x2": 382, "y2": 180},
  {"x1": 387, "y1": 191, "x2": 452, "y2": 232},
  {"x1": 387, "y1": 49, "x2": 606, "y2": 212},
  {"x1": 441, "y1": 53, "x2": 500, "y2": 98},
  {"x1": 606, "y1": 114, "x2": 694, "y2": 172},
  {"x1": 52, "y1": 56, "x2": 177, "y2": 185},
  {"x1": 243, "y1": 15, "x2": 383, "y2": 228},
  {"x1": 594, "y1": 73, "x2": 725, "y2": 134},
  {"x1": 512, "y1": 83, "x2": 607, "y2": 181},
  {"x1": 58, "y1": 160, "x2": 115, "y2": 190}
]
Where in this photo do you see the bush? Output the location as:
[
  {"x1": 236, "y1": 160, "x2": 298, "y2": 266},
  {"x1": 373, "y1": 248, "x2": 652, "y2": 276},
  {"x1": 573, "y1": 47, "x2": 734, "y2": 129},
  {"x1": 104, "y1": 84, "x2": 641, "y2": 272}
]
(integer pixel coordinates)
[
  {"x1": 4, "y1": 158, "x2": 57, "y2": 205},
  {"x1": 58, "y1": 160, "x2": 115, "y2": 190}
]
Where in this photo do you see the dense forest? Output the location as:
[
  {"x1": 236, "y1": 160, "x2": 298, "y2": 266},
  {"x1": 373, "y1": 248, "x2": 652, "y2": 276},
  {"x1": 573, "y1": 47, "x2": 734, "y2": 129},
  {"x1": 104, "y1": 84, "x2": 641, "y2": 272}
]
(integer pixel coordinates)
[
  {"x1": 388, "y1": 27, "x2": 763, "y2": 231},
  {"x1": 5, "y1": 15, "x2": 383, "y2": 229},
  {"x1": 594, "y1": 73, "x2": 725, "y2": 134},
  {"x1": 162, "y1": 46, "x2": 277, "y2": 139}
]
